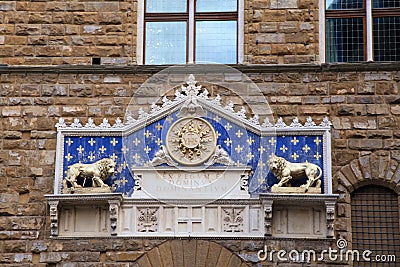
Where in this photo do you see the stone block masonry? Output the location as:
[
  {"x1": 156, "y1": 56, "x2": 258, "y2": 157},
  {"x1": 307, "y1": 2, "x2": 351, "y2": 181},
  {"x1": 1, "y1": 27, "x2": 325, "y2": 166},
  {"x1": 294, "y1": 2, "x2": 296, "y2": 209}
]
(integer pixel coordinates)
[
  {"x1": 0, "y1": 0, "x2": 319, "y2": 65},
  {"x1": 0, "y1": 64, "x2": 400, "y2": 265}
]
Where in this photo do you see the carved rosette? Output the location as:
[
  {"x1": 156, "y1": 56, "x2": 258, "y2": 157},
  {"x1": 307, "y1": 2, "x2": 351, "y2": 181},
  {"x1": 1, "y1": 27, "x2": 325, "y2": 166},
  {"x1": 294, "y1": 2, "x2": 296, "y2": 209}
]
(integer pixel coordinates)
[
  {"x1": 166, "y1": 117, "x2": 217, "y2": 166},
  {"x1": 222, "y1": 208, "x2": 244, "y2": 232},
  {"x1": 137, "y1": 208, "x2": 158, "y2": 232}
]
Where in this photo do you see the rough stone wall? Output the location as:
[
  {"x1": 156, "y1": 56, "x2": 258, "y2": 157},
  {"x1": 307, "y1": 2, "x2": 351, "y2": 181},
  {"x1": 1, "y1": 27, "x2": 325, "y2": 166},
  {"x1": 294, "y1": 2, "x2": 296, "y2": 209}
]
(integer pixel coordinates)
[
  {"x1": 0, "y1": 66, "x2": 399, "y2": 266},
  {"x1": 0, "y1": 0, "x2": 319, "y2": 65},
  {"x1": 245, "y1": 0, "x2": 319, "y2": 64},
  {"x1": 0, "y1": 1, "x2": 136, "y2": 65}
]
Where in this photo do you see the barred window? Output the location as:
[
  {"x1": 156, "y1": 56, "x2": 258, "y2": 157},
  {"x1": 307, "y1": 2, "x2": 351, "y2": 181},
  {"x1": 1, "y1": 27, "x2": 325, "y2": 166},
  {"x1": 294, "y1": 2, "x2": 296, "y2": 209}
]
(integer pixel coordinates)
[
  {"x1": 325, "y1": 0, "x2": 400, "y2": 62},
  {"x1": 140, "y1": 0, "x2": 239, "y2": 65},
  {"x1": 351, "y1": 185, "x2": 400, "y2": 267}
]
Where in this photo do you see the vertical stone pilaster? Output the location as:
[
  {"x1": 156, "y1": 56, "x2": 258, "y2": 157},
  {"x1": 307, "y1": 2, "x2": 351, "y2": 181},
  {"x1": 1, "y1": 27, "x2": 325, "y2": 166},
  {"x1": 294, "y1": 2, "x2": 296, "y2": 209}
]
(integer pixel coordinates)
[
  {"x1": 109, "y1": 200, "x2": 120, "y2": 236},
  {"x1": 262, "y1": 200, "x2": 273, "y2": 236},
  {"x1": 48, "y1": 200, "x2": 59, "y2": 237},
  {"x1": 325, "y1": 201, "x2": 336, "y2": 238}
]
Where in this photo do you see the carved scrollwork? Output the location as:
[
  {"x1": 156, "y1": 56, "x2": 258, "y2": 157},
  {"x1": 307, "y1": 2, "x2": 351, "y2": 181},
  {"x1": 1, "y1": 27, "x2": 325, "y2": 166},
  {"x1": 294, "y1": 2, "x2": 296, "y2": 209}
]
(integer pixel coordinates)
[
  {"x1": 204, "y1": 145, "x2": 234, "y2": 166},
  {"x1": 137, "y1": 208, "x2": 158, "y2": 232},
  {"x1": 150, "y1": 145, "x2": 177, "y2": 167},
  {"x1": 222, "y1": 208, "x2": 244, "y2": 232}
]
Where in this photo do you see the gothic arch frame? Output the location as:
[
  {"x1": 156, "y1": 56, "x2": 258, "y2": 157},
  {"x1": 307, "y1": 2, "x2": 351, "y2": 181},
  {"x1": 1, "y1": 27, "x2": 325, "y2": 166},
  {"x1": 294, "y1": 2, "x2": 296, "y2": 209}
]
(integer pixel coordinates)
[{"x1": 134, "y1": 239, "x2": 249, "y2": 267}]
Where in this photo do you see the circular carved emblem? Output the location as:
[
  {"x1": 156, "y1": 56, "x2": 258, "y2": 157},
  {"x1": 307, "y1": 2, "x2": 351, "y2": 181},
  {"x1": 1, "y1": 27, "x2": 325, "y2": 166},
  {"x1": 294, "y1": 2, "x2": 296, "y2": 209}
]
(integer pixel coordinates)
[{"x1": 166, "y1": 117, "x2": 217, "y2": 166}]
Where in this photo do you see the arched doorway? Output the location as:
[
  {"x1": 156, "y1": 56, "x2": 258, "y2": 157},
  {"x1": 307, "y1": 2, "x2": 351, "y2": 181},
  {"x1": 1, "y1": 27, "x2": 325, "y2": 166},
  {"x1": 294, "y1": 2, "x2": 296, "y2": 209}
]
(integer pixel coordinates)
[
  {"x1": 351, "y1": 185, "x2": 400, "y2": 267},
  {"x1": 135, "y1": 240, "x2": 248, "y2": 267}
]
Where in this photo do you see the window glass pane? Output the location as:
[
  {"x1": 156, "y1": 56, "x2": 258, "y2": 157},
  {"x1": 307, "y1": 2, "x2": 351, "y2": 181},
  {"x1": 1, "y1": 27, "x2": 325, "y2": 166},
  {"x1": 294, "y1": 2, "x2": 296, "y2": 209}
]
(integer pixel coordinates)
[
  {"x1": 196, "y1": 0, "x2": 237, "y2": 12},
  {"x1": 196, "y1": 21, "x2": 237, "y2": 64},
  {"x1": 326, "y1": 18, "x2": 364, "y2": 62},
  {"x1": 326, "y1": 0, "x2": 363, "y2": 10},
  {"x1": 146, "y1": 0, "x2": 187, "y2": 13},
  {"x1": 374, "y1": 16, "x2": 400, "y2": 61},
  {"x1": 373, "y1": 0, "x2": 400, "y2": 8},
  {"x1": 145, "y1": 22, "x2": 187, "y2": 64}
]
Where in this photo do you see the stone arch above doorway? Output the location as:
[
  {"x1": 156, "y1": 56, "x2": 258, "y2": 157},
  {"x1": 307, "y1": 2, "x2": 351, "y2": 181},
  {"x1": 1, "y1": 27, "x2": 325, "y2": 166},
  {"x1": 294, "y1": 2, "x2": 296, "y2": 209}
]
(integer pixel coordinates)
[
  {"x1": 135, "y1": 240, "x2": 248, "y2": 267},
  {"x1": 335, "y1": 152, "x2": 400, "y2": 194}
]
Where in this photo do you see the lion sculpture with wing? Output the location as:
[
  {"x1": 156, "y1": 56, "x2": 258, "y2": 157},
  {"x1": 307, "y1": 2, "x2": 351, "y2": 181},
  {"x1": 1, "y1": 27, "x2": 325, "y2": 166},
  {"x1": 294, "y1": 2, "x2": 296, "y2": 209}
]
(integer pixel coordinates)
[
  {"x1": 267, "y1": 154, "x2": 322, "y2": 192},
  {"x1": 63, "y1": 158, "x2": 116, "y2": 191}
]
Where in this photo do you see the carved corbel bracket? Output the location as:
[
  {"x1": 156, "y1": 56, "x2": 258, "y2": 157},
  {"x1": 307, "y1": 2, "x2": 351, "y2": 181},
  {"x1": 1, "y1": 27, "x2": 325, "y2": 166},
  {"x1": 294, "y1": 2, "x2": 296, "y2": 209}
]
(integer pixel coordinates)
[
  {"x1": 108, "y1": 200, "x2": 121, "y2": 236},
  {"x1": 48, "y1": 200, "x2": 59, "y2": 237},
  {"x1": 325, "y1": 201, "x2": 336, "y2": 238},
  {"x1": 262, "y1": 200, "x2": 274, "y2": 236}
]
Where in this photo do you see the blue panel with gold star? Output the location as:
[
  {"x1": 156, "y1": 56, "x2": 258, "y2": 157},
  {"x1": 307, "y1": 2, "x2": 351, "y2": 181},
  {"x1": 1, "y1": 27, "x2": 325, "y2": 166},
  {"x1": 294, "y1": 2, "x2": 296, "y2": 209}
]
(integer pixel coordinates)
[
  {"x1": 262, "y1": 135, "x2": 325, "y2": 193},
  {"x1": 63, "y1": 136, "x2": 134, "y2": 194},
  {"x1": 61, "y1": 112, "x2": 327, "y2": 195}
]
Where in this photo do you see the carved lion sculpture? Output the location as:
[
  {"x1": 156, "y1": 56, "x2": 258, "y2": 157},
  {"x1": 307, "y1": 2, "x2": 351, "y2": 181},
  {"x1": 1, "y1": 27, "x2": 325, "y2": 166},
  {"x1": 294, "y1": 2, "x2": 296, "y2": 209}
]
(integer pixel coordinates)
[
  {"x1": 64, "y1": 158, "x2": 116, "y2": 190},
  {"x1": 267, "y1": 154, "x2": 322, "y2": 192}
]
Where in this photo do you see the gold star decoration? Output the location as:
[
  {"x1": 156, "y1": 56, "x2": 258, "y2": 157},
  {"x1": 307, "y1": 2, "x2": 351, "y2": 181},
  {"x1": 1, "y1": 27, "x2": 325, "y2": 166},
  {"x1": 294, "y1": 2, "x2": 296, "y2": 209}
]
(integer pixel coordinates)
[
  {"x1": 247, "y1": 152, "x2": 254, "y2": 160},
  {"x1": 99, "y1": 146, "x2": 107, "y2": 153},
  {"x1": 88, "y1": 153, "x2": 95, "y2": 161},
  {"x1": 236, "y1": 129, "x2": 243, "y2": 138},
  {"x1": 302, "y1": 144, "x2": 311, "y2": 153},
  {"x1": 121, "y1": 146, "x2": 128, "y2": 154},
  {"x1": 65, "y1": 153, "x2": 73, "y2": 161},
  {"x1": 110, "y1": 138, "x2": 118, "y2": 146},
  {"x1": 88, "y1": 138, "x2": 96, "y2": 146},
  {"x1": 133, "y1": 153, "x2": 141, "y2": 162},
  {"x1": 235, "y1": 144, "x2": 243, "y2": 153},
  {"x1": 144, "y1": 145, "x2": 151, "y2": 154},
  {"x1": 247, "y1": 137, "x2": 255, "y2": 145},
  {"x1": 268, "y1": 137, "x2": 276, "y2": 146},
  {"x1": 77, "y1": 145, "x2": 84, "y2": 154},
  {"x1": 155, "y1": 122, "x2": 163, "y2": 131},
  {"x1": 133, "y1": 137, "x2": 141, "y2": 146},
  {"x1": 314, "y1": 152, "x2": 321, "y2": 160},
  {"x1": 291, "y1": 137, "x2": 299, "y2": 145},
  {"x1": 144, "y1": 130, "x2": 152, "y2": 138},
  {"x1": 224, "y1": 138, "x2": 232, "y2": 146},
  {"x1": 66, "y1": 138, "x2": 73, "y2": 146},
  {"x1": 314, "y1": 137, "x2": 321, "y2": 145}
]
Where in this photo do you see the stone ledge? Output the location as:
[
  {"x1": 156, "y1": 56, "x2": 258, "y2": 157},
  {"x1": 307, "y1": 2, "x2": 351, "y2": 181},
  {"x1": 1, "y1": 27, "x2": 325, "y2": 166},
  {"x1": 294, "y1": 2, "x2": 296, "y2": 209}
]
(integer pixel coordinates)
[{"x1": 1, "y1": 62, "x2": 399, "y2": 74}]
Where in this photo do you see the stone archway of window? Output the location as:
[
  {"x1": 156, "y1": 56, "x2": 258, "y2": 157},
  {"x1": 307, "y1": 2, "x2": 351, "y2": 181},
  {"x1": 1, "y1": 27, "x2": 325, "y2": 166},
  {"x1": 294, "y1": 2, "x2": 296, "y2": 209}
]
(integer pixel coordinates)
[
  {"x1": 334, "y1": 152, "x2": 400, "y2": 252},
  {"x1": 135, "y1": 239, "x2": 249, "y2": 267},
  {"x1": 335, "y1": 152, "x2": 400, "y2": 195}
]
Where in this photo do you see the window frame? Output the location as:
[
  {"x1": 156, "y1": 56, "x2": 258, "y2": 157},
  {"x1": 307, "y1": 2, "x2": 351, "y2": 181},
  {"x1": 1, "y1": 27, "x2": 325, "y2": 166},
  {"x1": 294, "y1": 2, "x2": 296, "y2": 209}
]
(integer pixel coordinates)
[
  {"x1": 321, "y1": 0, "x2": 400, "y2": 63},
  {"x1": 137, "y1": 0, "x2": 244, "y2": 65}
]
